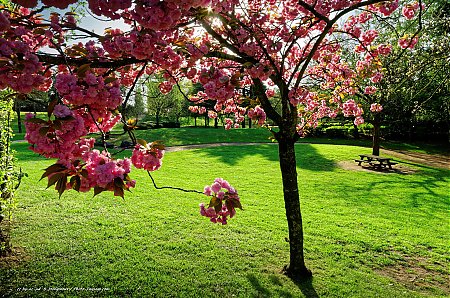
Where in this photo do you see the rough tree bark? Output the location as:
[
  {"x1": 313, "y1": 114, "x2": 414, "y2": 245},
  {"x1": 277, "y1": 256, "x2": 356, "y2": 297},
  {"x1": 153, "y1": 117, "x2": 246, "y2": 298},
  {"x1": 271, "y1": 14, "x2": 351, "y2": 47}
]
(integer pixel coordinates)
[
  {"x1": 277, "y1": 131, "x2": 312, "y2": 279},
  {"x1": 372, "y1": 114, "x2": 381, "y2": 156}
]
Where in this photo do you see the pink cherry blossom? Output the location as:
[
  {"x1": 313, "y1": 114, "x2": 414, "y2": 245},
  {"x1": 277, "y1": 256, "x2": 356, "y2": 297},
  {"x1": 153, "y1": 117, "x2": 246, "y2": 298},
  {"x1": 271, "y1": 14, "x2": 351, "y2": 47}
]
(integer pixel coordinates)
[
  {"x1": 53, "y1": 104, "x2": 72, "y2": 118},
  {"x1": 200, "y1": 178, "x2": 240, "y2": 225}
]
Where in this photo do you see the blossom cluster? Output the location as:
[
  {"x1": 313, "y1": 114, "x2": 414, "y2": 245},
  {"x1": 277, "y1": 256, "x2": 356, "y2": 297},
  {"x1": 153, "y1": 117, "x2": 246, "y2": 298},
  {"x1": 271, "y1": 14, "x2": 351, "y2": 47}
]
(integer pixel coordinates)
[
  {"x1": 370, "y1": 103, "x2": 383, "y2": 113},
  {"x1": 247, "y1": 106, "x2": 266, "y2": 126},
  {"x1": 0, "y1": 10, "x2": 52, "y2": 93},
  {"x1": 398, "y1": 35, "x2": 418, "y2": 49},
  {"x1": 83, "y1": 150, "x2": 135, "y2": 191},
  {"x1": 402, "y1": 2, "x2": 421, "y2": 20},
  {"x1": 25, "y1": 112, "x2": 87, "y2": 162},
  {"x1": 54, "y1": 72, "x2": 122, "y2": 133},
  {"x1": 200, "y1": 178, "x2": 241, "y2": 225},
  {"x1": 342, "y1": 100, "x2": 364, "y2": 125},
  {"x1": 131, "y1": 142, "x2": 165, "y2": 172}
]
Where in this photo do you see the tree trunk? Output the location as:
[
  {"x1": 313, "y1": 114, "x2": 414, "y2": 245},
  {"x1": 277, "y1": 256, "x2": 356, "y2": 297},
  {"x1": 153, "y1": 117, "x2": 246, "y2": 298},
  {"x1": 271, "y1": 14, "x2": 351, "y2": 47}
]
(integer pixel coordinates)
[
  {"x1": 156, "y1": 112, "x2": 160, "y2": 127},
  {"x1": 353, "y1": 123, "x2": 359, "y2": 139},
  {"x1": 278, "y1": 137, "x2": 311, "y2": 279},
  {"x1": 249, "y1": 117, "x2": 252, "y2": 128},
  {"x1": 15, "y1": 103, "x2": 22, "y2": 133},
  {"x1": 372, "y1": 116, "x2": 381, "y2": 156},
  {"x1": 194, "y1": 116, "x2": 197, "y2": 127},
  {"x1": 214, "y1": 117, "x2": 218, "y2": 129}
]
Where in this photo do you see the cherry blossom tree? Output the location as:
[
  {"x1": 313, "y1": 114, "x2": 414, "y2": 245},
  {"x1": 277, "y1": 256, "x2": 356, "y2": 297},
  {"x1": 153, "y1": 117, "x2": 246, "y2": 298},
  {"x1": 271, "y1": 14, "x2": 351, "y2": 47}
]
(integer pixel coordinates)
[{"x1": 0, "y1": 0, "x2": 422, "y2": 279}]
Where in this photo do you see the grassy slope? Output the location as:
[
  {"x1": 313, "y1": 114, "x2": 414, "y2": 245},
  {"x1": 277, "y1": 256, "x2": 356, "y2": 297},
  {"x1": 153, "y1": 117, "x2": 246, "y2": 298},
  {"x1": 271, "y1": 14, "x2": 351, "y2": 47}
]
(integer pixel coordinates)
[{"x1": 1, "y1": 142, "x2": 448, "y2": 297}]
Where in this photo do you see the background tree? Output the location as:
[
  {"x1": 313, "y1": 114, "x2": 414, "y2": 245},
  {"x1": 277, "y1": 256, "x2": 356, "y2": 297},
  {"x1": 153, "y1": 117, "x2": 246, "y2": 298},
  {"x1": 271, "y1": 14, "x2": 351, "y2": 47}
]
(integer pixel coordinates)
[
  {"x1": 146, "y1": 74, "x2": 188, "y2": 127},
  {"x1": 340, "y1": 0, "x2": 449, "y2": 154}
]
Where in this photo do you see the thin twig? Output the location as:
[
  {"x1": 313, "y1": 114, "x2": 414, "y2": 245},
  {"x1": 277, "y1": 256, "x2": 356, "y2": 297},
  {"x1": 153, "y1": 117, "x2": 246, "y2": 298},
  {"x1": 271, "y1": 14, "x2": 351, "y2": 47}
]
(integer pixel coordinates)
[{"x1": 147, "y1": 171, "x2": 203, "y2": 194}]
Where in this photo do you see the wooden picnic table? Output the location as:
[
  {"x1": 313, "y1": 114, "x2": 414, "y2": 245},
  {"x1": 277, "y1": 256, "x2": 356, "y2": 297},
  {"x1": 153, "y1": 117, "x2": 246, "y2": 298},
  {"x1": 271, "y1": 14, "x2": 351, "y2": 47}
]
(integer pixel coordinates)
[{"x1": 355, "y1": 154, "x2": 397, "y2": 169}]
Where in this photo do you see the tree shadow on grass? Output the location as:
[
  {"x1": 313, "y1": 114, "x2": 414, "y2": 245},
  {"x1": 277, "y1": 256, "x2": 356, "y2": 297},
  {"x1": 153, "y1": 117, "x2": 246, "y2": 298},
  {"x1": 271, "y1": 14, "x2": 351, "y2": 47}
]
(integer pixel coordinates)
[
  {"x1": 197, "y1": 144, "x2": 336, "y2": 172},
  {"x1": 356, "y1": 164, "x2": 448, "y2": 214},
  {"x1": 247, "y1": 273, "x2": 319, "y2": 298}
]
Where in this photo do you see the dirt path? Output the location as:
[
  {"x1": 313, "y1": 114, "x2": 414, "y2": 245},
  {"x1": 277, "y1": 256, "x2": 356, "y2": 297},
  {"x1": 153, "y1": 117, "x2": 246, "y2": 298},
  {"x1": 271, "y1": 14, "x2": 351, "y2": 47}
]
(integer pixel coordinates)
[
  {"x1": 381, "y1": 149, "x2": 449, "y2": 170},
  {"x1": 165, "y1": 142, "x2": 449, "y2": 170}
]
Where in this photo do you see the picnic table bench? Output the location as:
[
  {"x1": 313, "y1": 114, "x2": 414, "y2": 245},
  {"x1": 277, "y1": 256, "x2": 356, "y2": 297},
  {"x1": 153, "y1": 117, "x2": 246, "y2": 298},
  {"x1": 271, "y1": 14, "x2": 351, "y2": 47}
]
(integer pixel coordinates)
[{"x1": 355, "y1": 154, "x2": 397, "y2": 169}]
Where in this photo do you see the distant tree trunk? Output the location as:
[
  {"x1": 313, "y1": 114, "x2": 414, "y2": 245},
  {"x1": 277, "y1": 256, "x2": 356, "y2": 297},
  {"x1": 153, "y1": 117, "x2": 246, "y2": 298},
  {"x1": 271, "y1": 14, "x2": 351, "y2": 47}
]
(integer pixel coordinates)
[
  {"x1": 15, "y1": 102, "x2": 22, "y2": 133},
  {"x1": 242, "y1": 116, "x2": 246, "y2": 128},
  {"x1": 214, "y1": 117, "x2": 218, "y2": 128},
  {"x1": 194, "y1": 115, "x2": 197, "y2": 127},
  {"x1": 156, "y1": 111, "x2": 160, "y2": 127},
  {"x1": 372, "y1": 115, "x2": 381, "y2": 156},
  {"x1": 353, "y1": 123, "x2": 359, "y2": 139},
  {"x1": 249, "y1": 117, "x2": 252, "y2": 128},
  {"x1": 204, "y1": 115, "x2": 209, "y2": 127},
  {"x1": 277, "y1": 133, "x2": 311, "y2": 280}
]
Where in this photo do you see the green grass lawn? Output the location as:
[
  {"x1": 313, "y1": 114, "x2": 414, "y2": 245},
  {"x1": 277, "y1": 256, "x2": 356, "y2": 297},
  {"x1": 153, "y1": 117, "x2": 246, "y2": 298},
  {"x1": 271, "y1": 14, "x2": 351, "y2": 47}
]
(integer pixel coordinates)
[
  {"x1": 10, "y1": 111, "x2": 448, "y2": 155},
  {"x1": 1, "y1": 141, "x2": 448, "y2": 297}
]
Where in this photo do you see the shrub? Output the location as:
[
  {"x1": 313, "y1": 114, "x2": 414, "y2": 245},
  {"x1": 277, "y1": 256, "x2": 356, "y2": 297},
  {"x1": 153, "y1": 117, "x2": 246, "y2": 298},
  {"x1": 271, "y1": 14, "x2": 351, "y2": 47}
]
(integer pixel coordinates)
[{"x1": 0, "y1": 95, "x2": 24, "y2": 256}]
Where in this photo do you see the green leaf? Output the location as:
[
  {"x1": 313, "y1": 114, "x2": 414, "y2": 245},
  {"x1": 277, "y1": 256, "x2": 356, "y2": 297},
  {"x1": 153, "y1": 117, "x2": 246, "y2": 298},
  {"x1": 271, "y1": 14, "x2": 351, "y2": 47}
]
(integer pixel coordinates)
[{"x1": 136, "y1": 139, "x2": 147, "y2": 147}]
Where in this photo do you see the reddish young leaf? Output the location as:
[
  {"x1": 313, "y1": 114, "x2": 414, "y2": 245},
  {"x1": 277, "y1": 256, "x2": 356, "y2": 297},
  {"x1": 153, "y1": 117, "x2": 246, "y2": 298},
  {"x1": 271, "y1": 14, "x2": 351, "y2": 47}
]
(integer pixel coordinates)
[
  {"x1": 51, "y1": 120, "x2": 61, "y2": 130},
  {"x1": 70, "y1": 176, "x2": 81, "y2": 192},
  {"x1": 47, "y1": 173, "x2": 63, "y2": 188},
  {"x1": 104, "y1": 77, "x2": 117, "y2": 84},
  {"x1": 77, "y1": 64, "x2": 91, "y2": 77},
  {"x1": 225, "y1": 200, "x2": 234, "y2": 214},
  {"x1": 25, "y1": 118, "x2": 48, "y2": 125},
  {"x1": 209, "y1": 196, "x2": 220, "y2": 208},
  {"x1": 38, "y1": 126, "x2": 50, "y2": 136},
  {"x1": 232, "y1": 199, "x2": 243, "y2": 210},
  {"x1": 93, "y1": 186, "x2": 105, "y2": 197},
  {"x1": 80, "y1": 169, "x2": 89, "y2": 179},
  {"x1": 114, "y1": 186, "x2": 124, "y2": 198},
  {"x1": 55, "y1": 174, "x2": 67, "y2": 197},
  {"x1": 41, "y1": 163, "x2": 67, "y2": 180},
  {"x1": 150, "y1": 141, "x2": 165, "y2": 150},
  {"x1": 47, "y1": 98, "x2": 58, "y2": 118}
]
